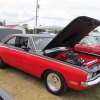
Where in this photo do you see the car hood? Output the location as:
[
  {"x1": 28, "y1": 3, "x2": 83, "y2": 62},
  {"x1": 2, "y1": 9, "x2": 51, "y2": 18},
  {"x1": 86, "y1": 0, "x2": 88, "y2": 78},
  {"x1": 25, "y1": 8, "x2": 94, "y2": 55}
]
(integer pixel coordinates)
[{"x1": 43, "y1": 16, "x2": 100, "y2": 51}]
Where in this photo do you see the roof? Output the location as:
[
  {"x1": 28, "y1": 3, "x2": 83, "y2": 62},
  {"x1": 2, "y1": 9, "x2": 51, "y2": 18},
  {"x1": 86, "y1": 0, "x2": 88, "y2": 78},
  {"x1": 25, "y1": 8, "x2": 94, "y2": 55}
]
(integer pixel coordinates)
[
  {"x1": 9, "y1": 34, "x2": 54, "y2": 37},
  {"x1": 0, "y1": 26, "x2": 8, "y2": 28},
  {"x1": 5, "y1": 24, "x2": 25, "y2": 29},
  {"x1": 1, "y1": 34, "x2": 54, "y2": 43}
]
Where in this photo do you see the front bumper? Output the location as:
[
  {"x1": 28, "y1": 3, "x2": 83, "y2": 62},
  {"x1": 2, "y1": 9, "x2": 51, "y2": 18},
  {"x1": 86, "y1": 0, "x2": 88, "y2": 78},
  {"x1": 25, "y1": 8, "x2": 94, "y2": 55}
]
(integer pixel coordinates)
[{"x1": 81, "y1": 76, "x2": 100, "y2": 87}]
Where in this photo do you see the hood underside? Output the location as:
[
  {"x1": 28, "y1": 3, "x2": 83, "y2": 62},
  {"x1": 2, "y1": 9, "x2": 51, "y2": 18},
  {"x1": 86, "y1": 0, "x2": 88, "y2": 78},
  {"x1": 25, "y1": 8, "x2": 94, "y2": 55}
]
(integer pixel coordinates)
[{"x1": 43, "y1": 16, "x2": 100, "y2": 51}]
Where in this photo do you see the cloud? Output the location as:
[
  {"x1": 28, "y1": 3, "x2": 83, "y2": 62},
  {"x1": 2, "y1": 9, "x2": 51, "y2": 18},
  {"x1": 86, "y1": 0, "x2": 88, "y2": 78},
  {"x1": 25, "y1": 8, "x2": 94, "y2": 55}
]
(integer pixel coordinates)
[{"x1": 0, "y1": 0, "x2": 100, "y2": 31}]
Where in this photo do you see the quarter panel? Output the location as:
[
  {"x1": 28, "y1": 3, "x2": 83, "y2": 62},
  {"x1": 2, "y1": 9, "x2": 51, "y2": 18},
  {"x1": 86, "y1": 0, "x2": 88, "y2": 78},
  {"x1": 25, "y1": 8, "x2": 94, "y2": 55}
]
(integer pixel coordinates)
[{"x1": 34, "y1": 54, "x2": 88, "y2": 90}]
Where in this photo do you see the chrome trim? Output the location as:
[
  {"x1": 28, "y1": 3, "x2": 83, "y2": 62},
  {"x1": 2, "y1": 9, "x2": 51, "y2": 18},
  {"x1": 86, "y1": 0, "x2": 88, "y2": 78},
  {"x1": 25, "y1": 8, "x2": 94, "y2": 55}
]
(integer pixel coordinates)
[
  {"x1": 75, "y1": 50, "x2": 100, "y2": 57},
  {"x1": 30, "y1": 37, "x2": 37, "y2": 51},
  {"x1": 81, "y1": 76, "x2": 100, "y2": 87},
  {"x1": 89, "y1": 73, "x2": 100, "y2": 81}
]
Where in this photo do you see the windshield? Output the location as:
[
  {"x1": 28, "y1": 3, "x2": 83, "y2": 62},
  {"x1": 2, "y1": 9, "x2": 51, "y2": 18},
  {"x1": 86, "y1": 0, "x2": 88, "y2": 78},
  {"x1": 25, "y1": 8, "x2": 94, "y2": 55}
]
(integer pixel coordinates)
[
  {"x1": 93, "y1": 36, "x2": 100, "y2": 44},
  {"x1": 33, "y1": 37, "x2": 53, "y2": 50},
  {"x1": 85, "y1": 36, "x2": 98, "y2": 45}
]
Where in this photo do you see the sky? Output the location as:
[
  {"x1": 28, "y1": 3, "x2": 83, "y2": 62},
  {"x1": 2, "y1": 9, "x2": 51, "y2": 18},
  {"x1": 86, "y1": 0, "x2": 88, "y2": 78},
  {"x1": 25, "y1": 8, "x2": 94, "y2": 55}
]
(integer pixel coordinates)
[{"x1": 0, "y1": 0, "x2": 100, "y2": 30}]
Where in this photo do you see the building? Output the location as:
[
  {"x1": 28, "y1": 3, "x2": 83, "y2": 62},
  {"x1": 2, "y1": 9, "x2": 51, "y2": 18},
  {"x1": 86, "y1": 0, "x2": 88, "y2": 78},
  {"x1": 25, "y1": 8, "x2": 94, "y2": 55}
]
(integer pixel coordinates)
[{"x1": 5, "y1": 24, "x2": 26, "y2": 34}]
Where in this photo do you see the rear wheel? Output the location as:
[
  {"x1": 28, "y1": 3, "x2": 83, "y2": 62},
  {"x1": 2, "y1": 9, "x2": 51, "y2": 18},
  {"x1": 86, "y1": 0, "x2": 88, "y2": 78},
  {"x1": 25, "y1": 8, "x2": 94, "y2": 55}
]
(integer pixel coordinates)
[
  {"x1": 0, "y1": 57, "x2": 7, "y2": 69},
  {"x1": 44, "y1": 70, "x2": 67, "y2": 95}
]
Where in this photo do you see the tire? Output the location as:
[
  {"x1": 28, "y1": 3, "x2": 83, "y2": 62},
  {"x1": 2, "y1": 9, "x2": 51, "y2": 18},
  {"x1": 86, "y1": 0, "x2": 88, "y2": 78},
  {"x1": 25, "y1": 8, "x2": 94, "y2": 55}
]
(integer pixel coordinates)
[
  {"x1": 44, "y1": 70, "x2": 67, "y2": 95},
  {"x1": 0, "y1": 57, "x2": 7, "y2": 69}
]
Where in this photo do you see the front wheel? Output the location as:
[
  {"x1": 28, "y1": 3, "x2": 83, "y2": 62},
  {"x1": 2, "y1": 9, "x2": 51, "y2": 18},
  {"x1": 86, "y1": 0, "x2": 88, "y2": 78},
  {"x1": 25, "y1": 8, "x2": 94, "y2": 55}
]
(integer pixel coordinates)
[{"x1": 44, "y1": 70, "x2": 67, "y2": 95}]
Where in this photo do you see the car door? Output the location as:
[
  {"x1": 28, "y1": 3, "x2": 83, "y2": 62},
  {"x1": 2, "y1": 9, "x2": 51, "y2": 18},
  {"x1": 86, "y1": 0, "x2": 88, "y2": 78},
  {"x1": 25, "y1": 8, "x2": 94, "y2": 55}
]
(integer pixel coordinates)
[
  {"x1": 5, "y1": 36, "x2": 35, "y2": 75},
  {"x1": 74, "y1": 38, "x2": 91, "y2": 53},
  {"x1": 0, "y1": 36, "x2": 16, "y2": 66}
]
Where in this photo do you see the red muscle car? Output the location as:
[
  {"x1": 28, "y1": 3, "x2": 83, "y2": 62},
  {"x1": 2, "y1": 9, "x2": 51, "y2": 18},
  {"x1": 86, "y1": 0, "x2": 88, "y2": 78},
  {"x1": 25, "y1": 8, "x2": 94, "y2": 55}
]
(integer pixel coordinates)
[
  {"x1": 0, "y1": 16, "x2": 100, "y2": 95},
  {"x1": 74, "y1": 36, "x2": 100, "y2": 55}
]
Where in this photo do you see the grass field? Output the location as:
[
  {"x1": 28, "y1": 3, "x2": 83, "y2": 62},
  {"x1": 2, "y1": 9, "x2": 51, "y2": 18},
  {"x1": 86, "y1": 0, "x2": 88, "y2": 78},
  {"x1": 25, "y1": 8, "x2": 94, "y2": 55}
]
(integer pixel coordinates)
[{"x1": 0, "y1": 67, "x2": 100, "y2": 100}]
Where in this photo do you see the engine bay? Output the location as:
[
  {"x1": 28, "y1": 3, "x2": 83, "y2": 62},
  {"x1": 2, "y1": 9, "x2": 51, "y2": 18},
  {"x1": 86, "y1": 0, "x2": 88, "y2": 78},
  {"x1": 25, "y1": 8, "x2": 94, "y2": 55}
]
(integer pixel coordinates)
[
  {"x1": 43, "y1": 47, "x2": 100, "y2": 79},
  {"x1": 44, "y1": 48, "x2": 100, "y2": 69},
  {"x1": 65, "y1": 51, "x2": 84, "y2": 66}
]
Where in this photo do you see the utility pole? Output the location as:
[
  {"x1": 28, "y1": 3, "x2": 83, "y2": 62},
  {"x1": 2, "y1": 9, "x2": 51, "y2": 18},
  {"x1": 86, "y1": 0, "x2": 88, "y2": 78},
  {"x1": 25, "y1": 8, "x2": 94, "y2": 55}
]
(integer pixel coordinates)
[
  {"x1": 35, "y1": 0, "x2": 40, "y2": 34},
  {"x1": 35, "y1": 0, "x2": 38, "y2": 26}
]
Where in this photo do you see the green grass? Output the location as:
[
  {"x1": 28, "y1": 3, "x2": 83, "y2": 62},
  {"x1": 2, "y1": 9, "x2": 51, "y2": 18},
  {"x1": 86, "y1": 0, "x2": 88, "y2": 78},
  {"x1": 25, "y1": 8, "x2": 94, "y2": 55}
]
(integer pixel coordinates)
[{"x1": 0, "y1": 67, "x2": 100, "y2": 100}]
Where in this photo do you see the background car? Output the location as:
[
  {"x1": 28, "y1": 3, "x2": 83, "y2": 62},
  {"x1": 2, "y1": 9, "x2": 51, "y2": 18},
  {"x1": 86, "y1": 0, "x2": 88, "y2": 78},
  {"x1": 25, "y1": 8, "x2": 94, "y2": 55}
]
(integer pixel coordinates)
[
  {"x1": 89, "y1": 32, "x2": 100, "y2": 43},
  {"x1": 74, "y1": 36, "x2": 100, "y2": 55}
]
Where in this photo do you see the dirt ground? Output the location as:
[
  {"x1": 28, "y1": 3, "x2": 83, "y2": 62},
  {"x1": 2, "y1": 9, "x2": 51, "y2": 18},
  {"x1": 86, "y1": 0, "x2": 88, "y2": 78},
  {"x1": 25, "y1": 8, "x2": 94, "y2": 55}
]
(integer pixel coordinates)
[{"x1": 0, "y1": 67, "x2": 100, "y2": 100}]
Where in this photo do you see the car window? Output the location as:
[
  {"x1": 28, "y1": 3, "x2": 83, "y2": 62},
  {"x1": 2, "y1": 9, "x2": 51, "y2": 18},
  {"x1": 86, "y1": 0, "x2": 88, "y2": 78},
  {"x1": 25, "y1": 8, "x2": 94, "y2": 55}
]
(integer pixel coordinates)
[
  {"x1": 33, "y1": 37, "x2": 53, "y2": 50},
  {"x1": 85, "y1": 36, "x2": 98, "y2": 45},
  {"x1": 94, "y1": 36, "x2": 100, "y2": 44},
  {"x1": 6, "y1": 36, "x2": 29, "y2": 49},
  {"x1": 6, "y1": 37, "x2": 16, "y2": 46},
  {"x1": 18, "y1": 37, "x2": 28, "y2": 48},
  {"x1": 79, "y1": 39, "x2": 86, "y2": 44}
]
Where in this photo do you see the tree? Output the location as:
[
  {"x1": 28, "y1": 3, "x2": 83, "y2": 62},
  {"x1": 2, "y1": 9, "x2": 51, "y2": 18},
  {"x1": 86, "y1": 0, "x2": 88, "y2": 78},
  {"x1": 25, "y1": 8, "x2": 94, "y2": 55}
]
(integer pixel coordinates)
[
  {"x1": 22, "y1": 24, "x2": 28, "y2": 29},
  {"x1": 0, "y1": 22, "x2": 3, "y2": 26},
  {"x1": 93, "y1": 29, "x2": 99, "y2": 32},
  {"x1": 49, "y1": 29, "x2": 61, "y2": 34},
  {"x1": 22, "y1": 24, "x2": 29, "y2": 33},
  {"x1": 33, "y1": 29, "x2": 46, "y2": 34}
]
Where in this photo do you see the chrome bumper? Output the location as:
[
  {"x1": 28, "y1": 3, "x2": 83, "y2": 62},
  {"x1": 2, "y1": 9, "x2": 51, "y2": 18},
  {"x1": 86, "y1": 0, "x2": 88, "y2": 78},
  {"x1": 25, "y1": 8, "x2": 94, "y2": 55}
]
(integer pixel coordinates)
[{"x1": 81, "y1": 77, "x2": 100, "y2": 87}]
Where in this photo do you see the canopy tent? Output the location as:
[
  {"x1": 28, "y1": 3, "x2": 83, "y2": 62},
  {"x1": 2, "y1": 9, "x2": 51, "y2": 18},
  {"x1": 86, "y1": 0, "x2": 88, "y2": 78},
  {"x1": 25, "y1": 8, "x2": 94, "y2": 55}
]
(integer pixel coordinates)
[
  {"x1": 34, "y1": 19, "x2": 63, "y2": 30},
  {"x1": 33, "y1": 25, "x2": 63, "y2": 30},
  {"x1": 33, "y1": 20, "x2": 64, "y2": 34}
]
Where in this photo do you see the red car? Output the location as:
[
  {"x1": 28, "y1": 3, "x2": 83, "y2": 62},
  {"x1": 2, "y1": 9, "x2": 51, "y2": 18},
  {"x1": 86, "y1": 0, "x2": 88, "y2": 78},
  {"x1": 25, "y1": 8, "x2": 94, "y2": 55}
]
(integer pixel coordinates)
[
  {"x1": 0, "y1": 16, "x2": 100, "y2": 95},
  {"x1": 74, "y1": 36, "x2": 100, "y2": 55}
]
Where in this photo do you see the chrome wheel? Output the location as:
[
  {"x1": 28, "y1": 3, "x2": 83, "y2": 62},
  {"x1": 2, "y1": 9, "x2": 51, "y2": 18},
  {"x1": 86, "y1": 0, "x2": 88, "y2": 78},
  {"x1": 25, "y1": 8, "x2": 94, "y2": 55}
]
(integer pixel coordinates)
[
  {"x1": 44, "y1": 70, "x2": 67, "y2": 95},
  {"x1": 47, "y1": 73, "x2": 61, "y2": 92}
]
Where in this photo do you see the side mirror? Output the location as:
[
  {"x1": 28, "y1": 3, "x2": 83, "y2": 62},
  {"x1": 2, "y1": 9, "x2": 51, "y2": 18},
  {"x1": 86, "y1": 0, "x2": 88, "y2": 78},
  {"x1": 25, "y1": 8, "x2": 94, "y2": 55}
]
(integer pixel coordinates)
[{"x1": 21, "y1": 46, "x2": 30, "y2": 51}]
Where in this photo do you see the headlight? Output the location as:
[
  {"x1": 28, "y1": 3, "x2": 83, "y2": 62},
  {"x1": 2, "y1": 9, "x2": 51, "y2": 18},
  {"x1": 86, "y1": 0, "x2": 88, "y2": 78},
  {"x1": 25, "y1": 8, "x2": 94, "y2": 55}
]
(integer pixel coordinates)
[{"x1": 87, "y1": 73, "x2": 93, "y2": 80}]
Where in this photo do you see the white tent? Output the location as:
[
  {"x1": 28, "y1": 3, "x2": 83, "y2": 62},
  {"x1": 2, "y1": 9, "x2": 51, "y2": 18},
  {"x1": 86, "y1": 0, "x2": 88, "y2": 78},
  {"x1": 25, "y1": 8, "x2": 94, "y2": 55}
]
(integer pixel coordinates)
[
  {"x1": 34, "y1": 19, "x2": 63, "y2": 30},
  {"x1": 34, "y1": 25, "x2": 63, "y2": 30}
]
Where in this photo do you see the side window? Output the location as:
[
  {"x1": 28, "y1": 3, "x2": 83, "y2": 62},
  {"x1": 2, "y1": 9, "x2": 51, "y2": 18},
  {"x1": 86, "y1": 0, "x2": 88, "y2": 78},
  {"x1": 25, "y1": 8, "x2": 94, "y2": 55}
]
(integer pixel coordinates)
[
  {"x1": 6, "y1": 36, "x2": 29, "y2": 49},
  {"x1": 18, "y1": 37, "x2": 28, "y2": 48},
  {"x1": 6, "y1": 37, "x2": 16, "y2": 46}
]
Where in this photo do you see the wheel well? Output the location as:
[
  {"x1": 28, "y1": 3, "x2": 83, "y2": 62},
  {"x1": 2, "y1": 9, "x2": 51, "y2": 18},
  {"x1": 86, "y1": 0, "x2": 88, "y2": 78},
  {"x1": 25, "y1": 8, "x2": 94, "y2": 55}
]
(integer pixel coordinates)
[
  {"x1": 41, "y1": 69, "x2": 65, "y2": 81},
  {"x1": 41, "y1": 69, "x2": 50, "y2": 79}
]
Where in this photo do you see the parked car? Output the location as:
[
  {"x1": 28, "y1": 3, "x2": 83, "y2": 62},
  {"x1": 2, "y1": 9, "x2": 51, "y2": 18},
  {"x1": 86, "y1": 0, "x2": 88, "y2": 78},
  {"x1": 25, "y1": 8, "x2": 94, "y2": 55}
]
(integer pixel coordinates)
[
  {"x1": 74, "y1": 36, "x2": 100, "y2": 55},
  {"x1": 0, "y1": 86, "x2": 15, "y2": 100},
  {"x1": 89, "y1": 32, "x2": 100, "y2": 43},
  {"x1": 0, "y1": 16, "x2": 100, "y2": 95},
  {"x1": 38, "y1": 32, "x2": 50, "y2": 35},
  {"x1": 0, "y1": 28, "x2": 23, "y2": 41}
]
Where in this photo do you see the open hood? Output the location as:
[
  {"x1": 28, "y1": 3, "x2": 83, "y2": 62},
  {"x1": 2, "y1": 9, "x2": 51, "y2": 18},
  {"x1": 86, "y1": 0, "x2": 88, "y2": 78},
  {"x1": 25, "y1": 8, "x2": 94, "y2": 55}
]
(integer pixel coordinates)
[{"x1": 43, "y1": 16, "x2": 100, "y2": 51}]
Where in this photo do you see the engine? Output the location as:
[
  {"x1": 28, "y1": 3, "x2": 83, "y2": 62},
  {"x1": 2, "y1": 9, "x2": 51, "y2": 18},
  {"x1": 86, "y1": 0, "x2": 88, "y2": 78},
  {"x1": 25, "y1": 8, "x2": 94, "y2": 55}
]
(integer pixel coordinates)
[{"x1": 66, "y1": 51, "x2": 84, "y2": 66}]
